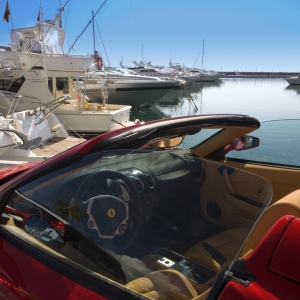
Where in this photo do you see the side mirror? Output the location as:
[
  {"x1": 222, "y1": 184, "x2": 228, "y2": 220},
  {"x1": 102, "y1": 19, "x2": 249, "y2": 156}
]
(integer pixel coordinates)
[
  {"x1": 224, "y1": 135, "x2": 260, "y2": 154},
  {"x1": 24, "y1": 215, "x2": 65, "y2": 248}
]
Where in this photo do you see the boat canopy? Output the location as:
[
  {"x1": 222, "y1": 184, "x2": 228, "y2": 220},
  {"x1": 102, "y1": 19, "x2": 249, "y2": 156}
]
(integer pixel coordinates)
[{"x1": 10, "y1": 22, "x2": 65, "y2": 55}]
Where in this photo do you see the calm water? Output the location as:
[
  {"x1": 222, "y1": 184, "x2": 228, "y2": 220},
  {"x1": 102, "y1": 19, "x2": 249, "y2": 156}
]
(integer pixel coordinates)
[
  {"x1": 130, "y1": 78, "x2": 300, "y2": 123},
  {"x1": 131, "y1": 78, "x2": 300, "y2": 167}
]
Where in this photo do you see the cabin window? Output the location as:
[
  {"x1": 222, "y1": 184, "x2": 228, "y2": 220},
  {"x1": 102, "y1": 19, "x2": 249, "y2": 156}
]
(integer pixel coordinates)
[
  {"x1": 56, "y1": 77, "x2": 69, "y2": 93},
  {"x1": 48, "y1": 77, "x2": 53, "y2": 95},
  {"x1": 0, "y1": 77, "x2": 25, "y2": 93}
]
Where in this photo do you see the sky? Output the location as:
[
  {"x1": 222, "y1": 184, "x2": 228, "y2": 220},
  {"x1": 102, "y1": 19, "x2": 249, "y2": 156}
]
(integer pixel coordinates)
[{"x1": 1, "y1": 0, "x2": 300, "y2": 72}]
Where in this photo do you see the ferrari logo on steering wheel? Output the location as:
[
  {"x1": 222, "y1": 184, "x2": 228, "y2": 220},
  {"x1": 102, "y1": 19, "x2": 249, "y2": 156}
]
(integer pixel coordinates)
[{"x1": 108, "y1": 208, "x2": 115, "y2": 218}]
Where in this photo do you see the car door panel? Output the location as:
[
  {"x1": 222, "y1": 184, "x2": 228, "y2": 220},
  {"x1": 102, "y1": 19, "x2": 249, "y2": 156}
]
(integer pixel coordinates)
[{"x1": 199, "y1": 160, "x2": 271, "y2": 230}]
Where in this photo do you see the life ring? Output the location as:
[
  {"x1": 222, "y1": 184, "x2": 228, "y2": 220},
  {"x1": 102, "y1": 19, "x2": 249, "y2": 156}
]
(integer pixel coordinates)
[{"x1": 95, "y1": 55, "x2": 103, "y2": 70}]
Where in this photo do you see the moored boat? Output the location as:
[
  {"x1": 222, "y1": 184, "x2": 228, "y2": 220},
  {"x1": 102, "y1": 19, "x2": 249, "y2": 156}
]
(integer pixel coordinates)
[{"x1": 285, "y1": 76, "x2": 300, "y2": 85}]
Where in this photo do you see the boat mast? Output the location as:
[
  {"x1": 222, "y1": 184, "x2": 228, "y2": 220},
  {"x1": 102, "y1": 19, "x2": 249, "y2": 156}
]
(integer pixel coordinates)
[
  {"x1": 57, "y1": 0, "x2": 70, "y2": 28},
  {"x1": 193, "y1": 48, "x2": 201, "y2": 69},
  {"x1": 92, "y1": 10, "x2": 96, "y2": 54},
  {"x1": 201, "y1": 39, "x2": 205, "y2": 69},
  {"x1": 67, "y1": 0, "x2": 107, "y2": 55}
]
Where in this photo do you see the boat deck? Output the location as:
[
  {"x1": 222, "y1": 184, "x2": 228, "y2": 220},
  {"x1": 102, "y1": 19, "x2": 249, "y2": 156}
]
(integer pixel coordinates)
[
  {"x1": 32, "y1": 136, "x2": 86, "y2": 157},
  {"x1": 0, "y1": 136, "x2": 85, "y2": 169}
]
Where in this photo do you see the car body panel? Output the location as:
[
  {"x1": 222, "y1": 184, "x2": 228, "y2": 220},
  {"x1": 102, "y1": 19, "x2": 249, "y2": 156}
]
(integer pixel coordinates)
[{"x1": 218, "y1": 216, "x2": 300, "y2": 300}]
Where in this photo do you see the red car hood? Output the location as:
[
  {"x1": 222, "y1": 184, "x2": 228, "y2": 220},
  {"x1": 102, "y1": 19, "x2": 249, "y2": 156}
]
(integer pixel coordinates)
[{"x1": 0, "y1": 161, "x2": 43, "y2": 180}]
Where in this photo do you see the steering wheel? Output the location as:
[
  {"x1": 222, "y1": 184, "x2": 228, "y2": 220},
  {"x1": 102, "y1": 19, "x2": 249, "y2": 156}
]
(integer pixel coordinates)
[{"x1": 69, "y1": 170, "x2": 142, "y2": 252}]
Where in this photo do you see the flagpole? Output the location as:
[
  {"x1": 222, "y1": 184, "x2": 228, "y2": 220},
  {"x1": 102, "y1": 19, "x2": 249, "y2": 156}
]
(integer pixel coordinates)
[{"x1": 10, "y1": 13, "x2": 14, "y2": 28}]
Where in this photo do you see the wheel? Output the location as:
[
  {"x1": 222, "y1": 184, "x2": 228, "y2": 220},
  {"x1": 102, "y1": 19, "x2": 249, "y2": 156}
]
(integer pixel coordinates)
[{"x1": 69, "y1": 170, "x2": 143, "y2": 252}]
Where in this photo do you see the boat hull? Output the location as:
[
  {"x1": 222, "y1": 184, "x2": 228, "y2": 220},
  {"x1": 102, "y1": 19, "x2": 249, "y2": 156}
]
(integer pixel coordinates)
[
  {"x1": 81, "y1": 80, "x2": 182, "y2": 108},
  {"x1": 285, "y1": 77, "x2": 300, "y2": 85},
  {"x1": 55, "y1": 103, "x2": 132, "y2": 133},
  {"x1": 181, "y1": 74, "x2": 220, "y2": 83}
]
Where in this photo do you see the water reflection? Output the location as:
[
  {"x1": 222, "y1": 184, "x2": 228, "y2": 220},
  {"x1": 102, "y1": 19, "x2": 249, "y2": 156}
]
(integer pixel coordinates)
[
  {"x1": 284, "y1": 84, "x2": 300, "y2": 94},
  {"x1": 156, "y1": 81, "x2": 223, "y2": 120},
  {"x1": 131, "y1": 79, "x2": 300, "y2": 123},
  {"x1": 130, "y1": 105, "x2": 169, "y2": 122}
]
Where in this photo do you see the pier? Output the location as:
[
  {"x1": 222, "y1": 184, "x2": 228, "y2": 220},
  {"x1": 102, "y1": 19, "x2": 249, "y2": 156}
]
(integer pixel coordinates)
[{"x1": 221, "y1": 71, "x2": 298, "y2": 79}]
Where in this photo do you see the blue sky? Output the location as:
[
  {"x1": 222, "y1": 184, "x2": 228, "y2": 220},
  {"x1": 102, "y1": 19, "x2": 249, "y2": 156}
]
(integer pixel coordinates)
[{"x1": 1, "y1": 0, "x2": 300, "y2": 72}]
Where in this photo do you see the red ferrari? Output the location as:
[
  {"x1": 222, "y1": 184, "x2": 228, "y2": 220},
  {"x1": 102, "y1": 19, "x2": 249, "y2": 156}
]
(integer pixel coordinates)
[{"x1": 0, "y1": 114, "x2": 299, "y2": 300}]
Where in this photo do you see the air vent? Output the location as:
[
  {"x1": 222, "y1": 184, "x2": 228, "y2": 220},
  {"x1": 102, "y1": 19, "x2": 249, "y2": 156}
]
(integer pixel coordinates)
[
  {"x1": 131, "y1": 177, "x2": 144, "y2": 193},
  {"x1": 195, "y1": 160, "x2": 204, "y2": 172},
  {"x1": 191, "y1": 159, "x2": 204, "y2": 173},
  {"x1": 145, "y1": 174, "x2": 155, "y2": 189}
]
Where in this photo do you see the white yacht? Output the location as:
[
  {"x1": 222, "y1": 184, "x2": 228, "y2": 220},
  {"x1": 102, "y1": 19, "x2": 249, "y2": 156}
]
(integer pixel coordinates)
[
  {"x1": 8, "y1": 11, "x2": 184, "y2": 109},
  {"x1": 285, "y1": 76, "x2": 300, "y2": 85},
  {"x1": 0, "y1": 90, "x2": 85, "y2": 161},
  {"x1": 77, "y1": 67, "x2": 184, "y2": 108},
  {"x1": 0, "y1": 14, "x2": 134, "y2": 134},
  {"x1": 168, "y1": 61, "x2": 220, "y2": 83}
]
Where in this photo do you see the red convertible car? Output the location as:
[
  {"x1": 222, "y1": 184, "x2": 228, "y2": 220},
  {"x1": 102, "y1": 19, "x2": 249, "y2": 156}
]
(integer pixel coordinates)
[{"x1": 0, "y1": 114, "x2": 299, "y2": 300}]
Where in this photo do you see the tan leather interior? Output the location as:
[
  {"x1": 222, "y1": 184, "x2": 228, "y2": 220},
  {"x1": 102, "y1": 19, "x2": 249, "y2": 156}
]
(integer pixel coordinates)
[
  {"x1": 125, "y1": 269, "x2": 198, "y2": 300},
  {"x1": 185, "y1": 227, "x2": 249, "y2": 272},
  {"x1": 199, "y1": 159, "x2": 270, "y2": 230},
  {"x1": 241, "y1": 189, "x2": 300, "y2": 257},
  {"x1": 223, "y1": 160, "x2": 300, "y2": 204},
  {"x1": 185, "y1": 189, "x2": 300, "y2": 272}
]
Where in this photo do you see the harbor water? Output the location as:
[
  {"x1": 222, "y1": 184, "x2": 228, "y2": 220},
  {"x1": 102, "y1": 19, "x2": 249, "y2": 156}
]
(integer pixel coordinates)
[
  {"x1": 131, "y1": 77, "x2": 300, "y2": 167},
  {"x1": 130, "y1": 78, "x2": 300, "y2": 123}
]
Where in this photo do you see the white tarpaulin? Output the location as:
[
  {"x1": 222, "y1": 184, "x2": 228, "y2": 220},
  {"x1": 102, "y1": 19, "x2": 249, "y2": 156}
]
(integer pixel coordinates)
[{"x1": 10, "y1": 23, "x2": 66, "y2": 55}]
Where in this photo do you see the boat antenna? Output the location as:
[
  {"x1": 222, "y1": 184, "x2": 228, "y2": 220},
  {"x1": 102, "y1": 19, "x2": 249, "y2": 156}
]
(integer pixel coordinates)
[
  {"x1": 67, "y1": 0, "x2": 108, "y2": 55},
  {"x1": 201, "y1": 39, "x2": 205, "y2": 69},
  {"x1": 57, "y1": 0, "x2": 70, "y2": 28}
]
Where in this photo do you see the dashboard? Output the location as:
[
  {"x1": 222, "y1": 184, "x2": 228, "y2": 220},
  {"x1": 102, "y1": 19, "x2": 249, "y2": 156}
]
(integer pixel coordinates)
[{"x1": 57, "y1": 149, "x2": 206, "y2": 222}]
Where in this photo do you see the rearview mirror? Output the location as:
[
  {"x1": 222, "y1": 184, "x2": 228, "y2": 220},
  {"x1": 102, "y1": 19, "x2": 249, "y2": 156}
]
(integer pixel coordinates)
[
  {"x1": 224, "y1": 135, "x2": 260, "y2": 154},
  {"x1": 148, "y1": 136, "x2": 183, "y2": 148}
]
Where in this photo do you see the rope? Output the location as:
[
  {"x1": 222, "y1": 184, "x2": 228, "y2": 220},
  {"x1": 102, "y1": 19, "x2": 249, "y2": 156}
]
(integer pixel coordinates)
[{"x1": 95, "y1": 18, "x2": 110, "y2": 67}]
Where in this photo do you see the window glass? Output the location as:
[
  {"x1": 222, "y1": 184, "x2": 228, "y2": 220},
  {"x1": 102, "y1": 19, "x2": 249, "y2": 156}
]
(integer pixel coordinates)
[
  {"x1": 181, "y1": 128, "x2": 222, "y2": 148},
  {"x1": 1, "y1": 148, "x2": 272, "y2": 298},
  {"x1": 56, "y1": 77, "x2": 69, "y2": 93},
  {"x1": 0, "y1": 78, "x2": 25, "y2": 93},
  {"x1": 48, "y1": 77, "x2": 53, "y2": 95},
  {"x1": 225, "y1": 120, "x2": 300, "y2": 167}
]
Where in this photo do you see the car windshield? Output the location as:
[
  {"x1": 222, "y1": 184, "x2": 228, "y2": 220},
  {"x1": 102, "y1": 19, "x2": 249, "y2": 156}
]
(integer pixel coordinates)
[
  {"x1": 1, "y1": 147, "x2": 272, "y2": 298},
  {"x1": 181, "y1": 128, "x2": 223, "y2": 148}
]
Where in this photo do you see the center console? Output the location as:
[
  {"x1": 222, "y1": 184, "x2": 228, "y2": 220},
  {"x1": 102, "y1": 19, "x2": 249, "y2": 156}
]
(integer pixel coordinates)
[{"x1": 144, "y1": 248, "x2": 217, "y2": 293}]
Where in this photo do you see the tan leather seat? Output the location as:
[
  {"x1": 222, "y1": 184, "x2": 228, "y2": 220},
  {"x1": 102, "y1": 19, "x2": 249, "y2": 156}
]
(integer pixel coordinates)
[
  {"x1": 125, "y1": 269, "x2": 198, "y2": 300},
  {"x1": 185, "y1": 227, "x2": 249, "y2": 272},
  {"x1": 185, "y1": 189, "x2": 300, "y2": 272}
]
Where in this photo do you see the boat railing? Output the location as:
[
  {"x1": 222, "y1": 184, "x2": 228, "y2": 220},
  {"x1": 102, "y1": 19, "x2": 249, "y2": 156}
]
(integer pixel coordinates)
[
  {"x1": 0, "y1": 90, "x2": 71, "y2": 126},
  {"x1": 0, "y1": 58, "x2": 22, "y2": 70},
  {"x1": 0, "y1": 127, "x2": 42, "y2": 150},
  {"x1": 0, "y1": 90, "x2": 22, "y2": 118},
  {"x1": 94, "y1": 74, "x2": 108, "y2": 106},
  {"x1": 27, "y1": 95, "x2": 71, "y2": 125}
]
